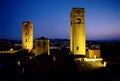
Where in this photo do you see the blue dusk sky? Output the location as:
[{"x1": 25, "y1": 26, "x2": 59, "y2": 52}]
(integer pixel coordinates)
[{"x1": 0, "y1": 0, "x2": 120, "y2": 40}]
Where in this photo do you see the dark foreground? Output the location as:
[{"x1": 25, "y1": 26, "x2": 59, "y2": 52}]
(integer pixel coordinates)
[{"x1": 0, "y1": 51, "x2": 120, "y2": 81}]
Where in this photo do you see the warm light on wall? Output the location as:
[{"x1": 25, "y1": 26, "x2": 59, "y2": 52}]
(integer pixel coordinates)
[
  {"x1": 84, "y1": 58, "x2": 103, "y2": 61},
  {"x1": 10, "y1": 48, "x2": 13, "y2": 51},
  {"x1": 35, "y1": 37, "x2": 50, "y2": 56},
  {"x1": 70, "y1": 8, "x2": 86, "y2": 55},
  {"x1": 22, "y1": 21, "x2": 33, "y2": 52},
  {"x1": 17, "y1": 61, "x2": 21, "y2": 66},
  {"x1": 87, "y1": 49, "x2": 101, "y2": 58},
  {"x1": 103, "y1": 61, "x2": 107, "y2": 67},
  {"x1": 75, "y1": 58, "x2": 106, "y2": 69}
]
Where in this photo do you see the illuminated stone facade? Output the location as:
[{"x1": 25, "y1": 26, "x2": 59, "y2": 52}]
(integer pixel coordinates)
[
  {"x1": 35, "y1": 37, "x2": 50, "y2": 56},
  {"x1": 87, "y1": 49, "x2": 101, "y2": 58},
  {"x1": 22, "y1": 21, "x2": 33, "y2": 51},
  {"x1": 70, "y1": 8, "x2": 86, "y2": 55}
]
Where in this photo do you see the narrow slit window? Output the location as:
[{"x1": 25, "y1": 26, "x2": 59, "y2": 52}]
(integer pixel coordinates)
[
  {"x1": 76, "y1": 46, "x2": 79, "y2": 50},
  {"x1": 25, "y1": 39, "x2": 27, "y2": 42},
  {"x1": 71, "y1": 21, "x2": 72, "y2": 25},
  {"x1": 25, "y1": 32, "x2": 27, "y2": 35}
]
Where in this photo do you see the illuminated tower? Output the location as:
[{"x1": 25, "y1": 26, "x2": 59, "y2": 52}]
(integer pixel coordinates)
[
  {"x1": 22, "y1": 21, "x2": 33, "y2": 51},
  {"x1": 70, "y1": 8, "x2": 86, "y2": 55},
  {"x1": 35, "y1": 37, "x2": 50, "y2": 56}
]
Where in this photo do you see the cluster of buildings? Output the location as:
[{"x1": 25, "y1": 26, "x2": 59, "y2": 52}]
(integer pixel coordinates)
[
  {"x1": 22, "y1": 8, "x2": 103, "y2": 61},
  {"x1": 22, "y1": 21, "x2": 50, "y2": 55},
  {"x1": 0, "y1": 8, "x2": 105, "y2": 66},
  {"x1": 21, "y1": 8, "x2": 85, "y2": 55}
]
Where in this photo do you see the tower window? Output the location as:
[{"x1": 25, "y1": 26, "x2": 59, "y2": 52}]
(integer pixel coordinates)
[
  {"x1": 76, "y1": 46, "x2": 79, "y2": 50},
  {"x1": 77, "y1": 18, "x2": 81, "y2": 24},
  {"x1": 71, "y1": 21, "x2": 72, "y2": 25},
  {"x1": 25, "y1": 32, "x2": 27, "y2": 35},
  {"x1": 43, "y1": 42, "x2": 46, "y2": 45},
  {"x1": 37, "y1": 42, "x2": 40, "y2": 46},
  {"x1": 76, "y1": 10, "x2": 81, "y2": 15},
  {"x1": 25, "y1": 24, "x2": 27, "y2": 27},
  {"x1": 25, "y1": 39, "x2": 27, "y2": 42}
]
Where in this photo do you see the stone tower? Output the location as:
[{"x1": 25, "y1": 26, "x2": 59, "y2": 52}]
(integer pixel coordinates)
[
  {"x1": 70, "y1": 8, "x2": 86, "y2": 55},
  {"x1": 35, "y1": 37, "x2": 50, "y2": 56},
  {"x1": 22, "y1": 21, "x2": 33, "y2": 52}
]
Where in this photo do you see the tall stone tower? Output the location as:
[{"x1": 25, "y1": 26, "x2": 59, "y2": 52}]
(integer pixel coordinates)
[
  {"x1": 70, "y1": 8, "x2": 86, "y2": 55},
  {"x1": 22, "y1": 21, "x2": 33, "y2": 52}
]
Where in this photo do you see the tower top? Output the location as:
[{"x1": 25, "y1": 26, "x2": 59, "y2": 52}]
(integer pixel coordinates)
[
  {"x1": 22, "y1": 21, "x2": 32, "y2": 24},
  {"x1": 71, "y1": 8, "x2": 84, "y2": 16},
  {"x1": 71, "y1": 8, "x2": 84, "y2": 12},
  {"x1": 70, "y1": 8, "x2": 86, "y2": 55},
  {"x1": 36, "y1": 37, "x2": 48, "y2": 40},
  {"x1": 72, "y1": 8, "x2": 84, "y2": 10}
]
